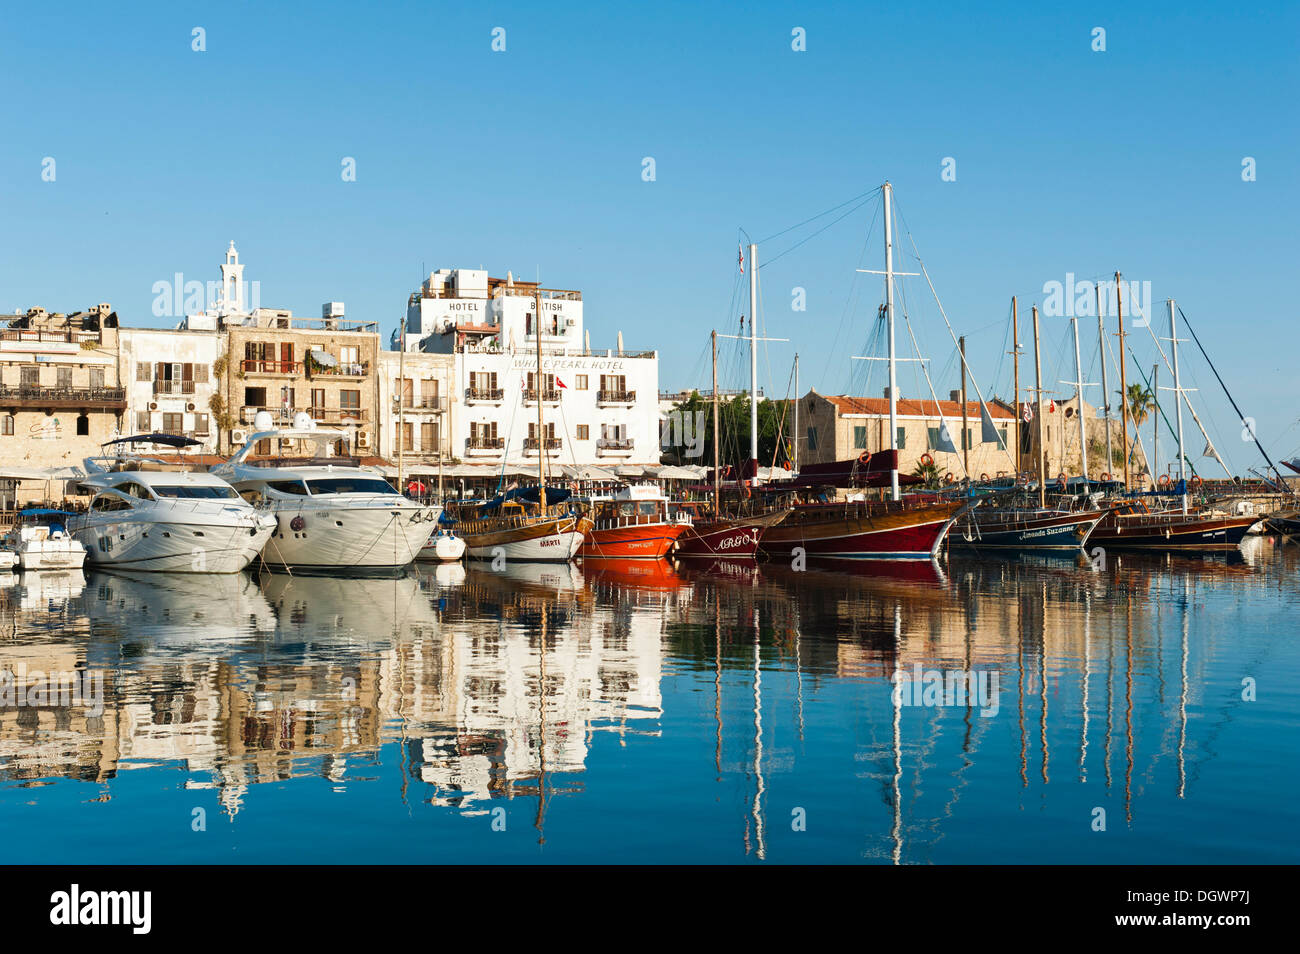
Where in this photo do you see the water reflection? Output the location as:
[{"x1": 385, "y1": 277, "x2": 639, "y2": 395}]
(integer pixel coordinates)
[{"x1": 1, "y1": 538, "x2": 1298, "y2": 863}]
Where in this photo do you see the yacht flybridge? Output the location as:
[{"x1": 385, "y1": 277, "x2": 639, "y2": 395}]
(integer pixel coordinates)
[
  {"x1": 210, "y1": 415, "x2": 441, "y2": 570},
  {"x1": 68, "y1": 433, "x2": 276, "y2": 573}
]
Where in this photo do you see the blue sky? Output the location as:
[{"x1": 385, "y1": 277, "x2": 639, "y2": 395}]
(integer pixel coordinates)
[{"x1": 2, "y1": 1, "x2": 1296, "y2": 470}]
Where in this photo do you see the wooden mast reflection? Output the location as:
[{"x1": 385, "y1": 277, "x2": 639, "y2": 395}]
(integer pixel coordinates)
[{"x1": 890, "y1": 602, "x2": 903, "y2": 865}]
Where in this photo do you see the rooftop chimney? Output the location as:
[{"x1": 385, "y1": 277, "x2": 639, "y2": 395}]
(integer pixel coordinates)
[{"x1": 949, "y1": 390, "x2": 961, "y2": 402}]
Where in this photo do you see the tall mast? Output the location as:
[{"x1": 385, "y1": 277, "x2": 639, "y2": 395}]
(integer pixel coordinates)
[
  {"x1": 712, "y1": 330, "x2": 720, "y2": 515},
  {"x1": 1151, "y1": 363, "x2": 1159, "y2": 488},
  {"x1": 1071, "y1": 317, "x2": 1088, "y2": 481},
  {"x1": 883, "y1": 181, "x2": 900, "y2": 502},
  {"x1": 959, "y1": 335, "x2": 969, "y2": 480},
  {"x1": 748, "y1": 243, "x2": 759, "y2": 485},
  {"x1": 1011, "y1": 296, "x2": 1020, "y2": 475},
  {"x1": 1096, "y1": 286, "x2": 1113, "y2": 479},
  {"x1": 793, "y1": 353, "x2": 799, "y2": 473},
  {"x1": 1168, "y1": 298, "x2": 1188, "y2": 514},
  {"x1": 397, "y1": 333, "x2": 405, "y2": 492},
  {"x1": 536, "y1": 289, "x2": 546, "y2": 510},
  {"x1": 1115, "y1": 273, "x2": 1130, "y2": 489},
  {"x1": 1032, "y1": 305, "x2": 1046, "y2": 507}
]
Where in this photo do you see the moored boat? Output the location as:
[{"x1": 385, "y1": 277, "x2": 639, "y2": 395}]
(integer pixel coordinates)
[
  {"x1": 454, "y1": 488, "x2": 592, "y2": 563},
  {"x1": 758, "y1": 497, "x2": 965, "y2": 560},
  {"x1": 581, "y1": 484, "x2": 689, "y2": 559},
  {"x1": 3, "y1": 509, "x2": 88, "y2": 571},
  {"x1": 951, "y1": 506, "x2": 1106, "y2": 551},
  {"x1": 1088, "y1": 502, "x2": 1258, "y2": 553}
]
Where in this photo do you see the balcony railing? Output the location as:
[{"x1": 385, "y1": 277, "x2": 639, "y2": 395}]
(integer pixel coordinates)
[
  {"x1": 0, "y1": 385, "x2": 127, "y2": 409},
  {"x1": 466, "y1": 436, "x2": 505, "y2": 450},
  {"x1": 241, "y1": 405, "x2": 367, "y2": 425},
  {"x1": 522, "y1": 389, "x2": 561, "y2": 404},
  {"x1": 309, "y1": 361, "x2": 369, "y2": 377},
  {"x1": 153, "y1": 379, "x2": 196, "y2": 395},
  {"x1": 597, "y1": 389, "x2": 636, "y2": 404},
  {"x1": 524, "y1": 437, "x2": 563, "y2": 451},
  {"x1": 0, "y1": 329, "x2": 102, "y2": 344},
  {"x1": 240, "y1": 359, "x2": 301, "y2": 375},
  {"x1": 397, "y1": 395, "x2": 447, "y2": 411},
  {"x1": 597, "y1": 437, "x2": 634, "y2": 451},
  {"x1": 465, "y1": 387, "x2": 504, "y2": 403}
]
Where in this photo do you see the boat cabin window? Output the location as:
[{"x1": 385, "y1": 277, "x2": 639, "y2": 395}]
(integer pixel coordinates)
[
  {"x1": 152, "y1": 484, "x2": 239, "y2": 499},
  {"x1": 267, "y1": 480, "x2": 310, "y2": 496},
  {"x1": 119, "y1": 481, "x2": 154, "y2": 500},
  {"x1": 90, "y1": 493, "x2": 133, "y2": 512},
  {"x1": 305, "y1": 477, "x2": 397, "y2": 496}
]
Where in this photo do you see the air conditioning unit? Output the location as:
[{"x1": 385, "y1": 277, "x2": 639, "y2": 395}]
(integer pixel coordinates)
[
  {"x1": 148, "y1": 401, "x2": 158, "y2": 411},
  {"x1": 186, "y1": 403, "x2": 196, "y2": 412},
  {"x1": 356, "y1": 431, "x2": 370, "y2": 448},
  {"x1": 231, "y1": 429, "x2": 248, "y2": 445},
  {"x1": 566, "y1": 318, "x2": 576, "y2": 326}
]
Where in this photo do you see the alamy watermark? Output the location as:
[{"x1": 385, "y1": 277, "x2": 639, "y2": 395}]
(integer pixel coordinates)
[
  {"x1": 891, "y1": 665, "x2": 1000, "y2": 717},
  {"x1": 661, "y1": 408, "x2": 707, "y2": 458},
  {"x1": 151, "y1": 273, "x2": 261, "y2": 318},
  {"x1": 1, "y1": 665, "x2": 104, "y2": 715},
  {"x1": 1041, "y1": 273, "x2": 1152, "y2": 327}
]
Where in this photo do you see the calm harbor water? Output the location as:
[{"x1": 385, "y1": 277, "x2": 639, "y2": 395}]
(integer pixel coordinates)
[{"x1": 1, "y1": 538, "x2": 1297, "y2": 864}]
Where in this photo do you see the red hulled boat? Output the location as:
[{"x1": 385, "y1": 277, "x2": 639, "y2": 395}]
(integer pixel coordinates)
[{"x1": 581, "y1": 484, "x2": 689, "y2": 559}]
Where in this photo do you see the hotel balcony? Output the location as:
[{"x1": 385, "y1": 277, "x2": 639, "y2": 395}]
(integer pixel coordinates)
[
  {"x1": 597, "y1": 389, "x2": 636, "y2": 406},
  {"x1": 240, "y1": 359, "x2": 302, "y2": 376},
  {"x1": 523, "y1": 437, "x2": 562, "y2": 455},
  {"x1": 465, "y1": 387, "x2": 504, "y2": 405},
  {"x1": 0, "y1": 385, "x2": 127, "y2": 410},
  {"x1": 522, "y1": 388, "x2": 561, "y2": 405},
  {"x1": 153, "y1": 379, "x2": 197, "y2": 396},
  {"x1": 465, "y1": 436, "x2": 505, "y2": 456},
  {"x1": 241, "y1": 405, "x2": 367, "y2": 425},
  {"x1": 596, "y1": 437, "x2": 634, "y2": 456}
]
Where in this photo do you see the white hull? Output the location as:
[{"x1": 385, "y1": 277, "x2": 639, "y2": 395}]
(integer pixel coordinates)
[
  {"x1": 466, "y1": 530, "x2": 585, "y2": 563},
  {"x1": 416, "y1": 532, "x2": 466, "y2": 562},
  {"x1": 18, "y1": 546, "x2": 87, "y2": 571},
  {"x1": 258, "y1": 502, "x2": 441, "y2": 569},
  {"x1": 71, "y1": 518, "x2": 274, "y2": 573}
]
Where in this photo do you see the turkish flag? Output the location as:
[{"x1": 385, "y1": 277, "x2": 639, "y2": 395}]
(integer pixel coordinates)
[{"x1": 556, "y1": 377, "x2": 567, "y2": 389}]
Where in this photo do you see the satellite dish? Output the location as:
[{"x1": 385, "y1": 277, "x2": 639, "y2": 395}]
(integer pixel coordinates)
[
  {"x1": 292, "y1": 411, "x2": 314, "y2": 430},
  {"x1": 253, "y1": 410, "x2": 275, "y2": 432}
]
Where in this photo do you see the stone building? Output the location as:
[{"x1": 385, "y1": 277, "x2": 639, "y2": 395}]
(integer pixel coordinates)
[
  {"x1": 375, "y1": 350, "x2": 453, "y2": 475},
  {"x1": 117, "y1": 327, "x2": 223, "y2": 455},
  {"x1": 0, "y1": 304, "x2": 125, "y2": 471}
]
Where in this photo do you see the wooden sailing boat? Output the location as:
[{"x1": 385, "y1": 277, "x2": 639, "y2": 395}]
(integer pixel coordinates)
[
  {"x1": 951, "y1": 301, "x2": 1110, "y2": 552},
  {"x1": 1088, "y1": 297, "x2": 1256, "y2": 553},
  {"x1": 755, "y1": 182, "x2": 964, "y2": 560},
  {"x1": 456, "y1": 290, "x2": 592, "y2": 562},
  {"x1": 675, "y1": 329, "x2": 785, "y2": 559}
]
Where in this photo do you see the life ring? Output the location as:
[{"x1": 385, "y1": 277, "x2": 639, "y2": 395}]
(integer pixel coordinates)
[
  {"x1": 919, "y1": 453, "x2": 934, "y2": 467},
  {"x1": 742, "y1": 483, "x2": 751, "y2": 499},
  {"x1": 858, "y1": 451, "x2": 872, "y2": 467},
  {"x1": 979, "y1": 472, "x2": 989, "y2": 482},
  {"x1": 943, "y1": 472, "x2": 954, "y2": 484},
  {"x1": 1158, "y1": 474, "x2": 1171, "y2": 488},
  {"x1": 1056, "y1": 472, "x2": 1067, "y2": 489},
  {"x1": 1100, "y1": 472, "x2": 1111, "y2": 481},
  {"x1": 1188, "y1": 475, "x2": 1202, "y2": 491}
]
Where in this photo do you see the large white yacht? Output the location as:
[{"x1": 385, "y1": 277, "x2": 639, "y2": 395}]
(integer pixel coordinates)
[
  {"x1": 210, "y1": 417, "x2": 441, "y2": 571},
  {"x1": 67, "y1": 434, "x2": 277, "y2": 573}
]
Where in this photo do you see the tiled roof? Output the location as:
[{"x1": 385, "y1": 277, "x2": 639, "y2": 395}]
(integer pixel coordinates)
[{"x1": 824, "y1": 395, "x2": 1016, "y2": 419}]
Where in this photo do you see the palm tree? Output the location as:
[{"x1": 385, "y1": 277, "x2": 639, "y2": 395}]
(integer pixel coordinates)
[
  {"x1": 1126, "y1": 383, "x2": 1154, "y2": 429},
  {"x1": 911, "y1": 458, "x2": 940, "y2": 490}
]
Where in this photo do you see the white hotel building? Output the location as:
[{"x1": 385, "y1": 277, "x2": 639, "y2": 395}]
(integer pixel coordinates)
[{"x1": 395, "y1": 268, "x2": 660, "y2": 472}]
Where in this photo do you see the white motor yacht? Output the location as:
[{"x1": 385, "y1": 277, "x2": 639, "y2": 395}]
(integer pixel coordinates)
[
  {"x1": 2, "y1": 509, "x2": 88, "y2": 570},
  {"x1": 211, "y1": 417, "x2": 441, "y2": 571},
  {"x1": 67, "y1": 434, "x2": 277, "y2": 573}
]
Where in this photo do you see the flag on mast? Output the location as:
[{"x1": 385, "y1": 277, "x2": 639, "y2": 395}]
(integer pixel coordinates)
[{"x1": 738, "y1": 244, "x2": 744, "y2": 274}]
